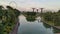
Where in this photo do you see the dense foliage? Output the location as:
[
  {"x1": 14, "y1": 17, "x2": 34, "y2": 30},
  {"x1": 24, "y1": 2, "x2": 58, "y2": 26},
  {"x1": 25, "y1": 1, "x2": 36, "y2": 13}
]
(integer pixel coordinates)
[
  {"x1": 24, "y1": 12, "x2": 37, "y2": 22},
  {"x1": 42, "y1": 10, "x2": 60, "y2": 26},
  {"x1": 25, "y1": 12, "x2": 36, "y2": 16},
  {"x1": 0, "y1": 6, "x2": 20, "y2": 34}
]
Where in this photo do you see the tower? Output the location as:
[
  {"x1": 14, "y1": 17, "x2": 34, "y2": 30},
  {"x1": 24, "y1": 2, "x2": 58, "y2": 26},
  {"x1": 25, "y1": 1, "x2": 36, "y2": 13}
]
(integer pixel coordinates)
[
  {"x1": 40, "y1": 8, "x2": 44, "y2": 13},
  {"x1": 36, "y1": 9, "x2": 39, "y2": 13},
  {"x1": 40, "y1": 8, "x2": 44, "y2": 17},
  {"x1": 32, "y1": 8, "x2": 35, "y2": 12}
]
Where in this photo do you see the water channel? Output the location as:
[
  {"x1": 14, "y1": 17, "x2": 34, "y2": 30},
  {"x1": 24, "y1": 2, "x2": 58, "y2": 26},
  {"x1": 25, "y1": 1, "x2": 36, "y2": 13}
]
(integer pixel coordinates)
[{"x1": 17, "y1": 15, "x2": 60, "y2": 34}]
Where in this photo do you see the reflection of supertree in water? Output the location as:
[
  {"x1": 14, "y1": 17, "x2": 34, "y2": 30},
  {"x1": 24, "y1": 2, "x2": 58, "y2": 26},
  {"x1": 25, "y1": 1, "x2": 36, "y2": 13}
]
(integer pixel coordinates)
[{"x1": 9, "y1": 1, "x2": 17, "y2": 9}]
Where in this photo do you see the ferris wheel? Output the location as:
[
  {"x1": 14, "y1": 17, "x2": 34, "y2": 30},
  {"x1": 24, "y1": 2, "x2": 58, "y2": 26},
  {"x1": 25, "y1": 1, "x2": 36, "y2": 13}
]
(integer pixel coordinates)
[{"x1": 9, "y1": 1, "x2": 17, "y2": 9}]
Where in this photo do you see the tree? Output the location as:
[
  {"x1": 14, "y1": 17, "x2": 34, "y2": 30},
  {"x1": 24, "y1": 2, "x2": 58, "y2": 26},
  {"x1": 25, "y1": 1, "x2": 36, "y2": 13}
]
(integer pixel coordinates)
[{"x1": 32, "y1": 8, "x2": 35, "y2": 12}]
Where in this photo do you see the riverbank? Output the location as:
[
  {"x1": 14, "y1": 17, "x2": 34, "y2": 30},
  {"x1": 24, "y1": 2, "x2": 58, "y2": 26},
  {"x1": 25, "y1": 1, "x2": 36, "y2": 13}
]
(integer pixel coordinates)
[
  {"x1": 42, "y1": 19, "x2": 60, "y2": 30},
  {"x1": 41, "y1": 17, "x2": 60, "y2": 29},
  {"x1": 56, "y1": 33, "x2": 60, "y2": 34},
  {"x1": 55, "y1": 33, "x2": 60, "y2": 34},
  {"x1": 9, "y1": 19, "x2": 20, "y2": 34},
  {"x1": 41, "y1": 17, "x2": 60, "y2": 34}
]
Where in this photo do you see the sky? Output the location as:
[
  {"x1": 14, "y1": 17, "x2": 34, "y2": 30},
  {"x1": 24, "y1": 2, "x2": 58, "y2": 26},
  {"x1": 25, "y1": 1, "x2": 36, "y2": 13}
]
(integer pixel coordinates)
[{"x1": 0, "y1": 0, "x2": 60, "y2": 11}]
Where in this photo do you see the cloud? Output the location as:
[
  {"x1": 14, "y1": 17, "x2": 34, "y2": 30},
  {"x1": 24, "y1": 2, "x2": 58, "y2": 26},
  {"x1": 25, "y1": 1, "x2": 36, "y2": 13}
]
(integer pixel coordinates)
[{"x1": 0, "y1": 0, "x2": 60, "y2": 10}]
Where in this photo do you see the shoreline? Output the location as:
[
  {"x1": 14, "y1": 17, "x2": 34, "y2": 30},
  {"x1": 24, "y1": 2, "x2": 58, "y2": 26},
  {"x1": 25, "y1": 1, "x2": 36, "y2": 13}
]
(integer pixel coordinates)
[
  {"x1": 41, "y1": 17, "x2": 60, "y2": 30},
  {"x1": 55, "y1": 33, "x2": 60, "y2": 34},
  {"x1": 9, "y1": 18, "x2": 20, "y2": 34},
  {"x1": 41, "y1": 17, "x2": 60, "y2": 34}
]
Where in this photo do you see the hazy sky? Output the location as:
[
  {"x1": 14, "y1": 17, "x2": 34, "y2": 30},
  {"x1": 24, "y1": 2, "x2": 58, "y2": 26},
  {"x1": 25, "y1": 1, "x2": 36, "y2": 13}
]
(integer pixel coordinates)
[{"x1": 0, "y1": 0, "x2": 60, "y2": 11}]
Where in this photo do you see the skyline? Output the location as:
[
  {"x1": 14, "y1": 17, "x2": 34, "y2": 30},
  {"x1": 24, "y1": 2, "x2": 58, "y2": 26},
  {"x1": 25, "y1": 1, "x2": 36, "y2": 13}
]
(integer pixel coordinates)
[{"x1": 0, "y1": 0, "x2": 60, "y2": 11}]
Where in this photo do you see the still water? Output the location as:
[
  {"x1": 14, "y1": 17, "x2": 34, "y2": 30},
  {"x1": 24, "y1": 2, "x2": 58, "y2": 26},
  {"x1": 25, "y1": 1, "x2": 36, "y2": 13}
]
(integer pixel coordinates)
[{"x1": 17, "y1": 15, "x2": 54, "y2": 34}]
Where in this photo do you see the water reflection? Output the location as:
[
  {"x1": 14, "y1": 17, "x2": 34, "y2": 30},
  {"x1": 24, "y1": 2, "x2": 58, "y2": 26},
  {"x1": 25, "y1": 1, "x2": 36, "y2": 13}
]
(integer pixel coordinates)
[
  {"x1": 43, "y1": 22, "x2": 60, "y2": 33},
  {"x1": 43, "y1": 23, "x2": 51, "y2": 28},
  {"x1": 17, "y1": 15, "x2": 60, "y2": 34}
]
